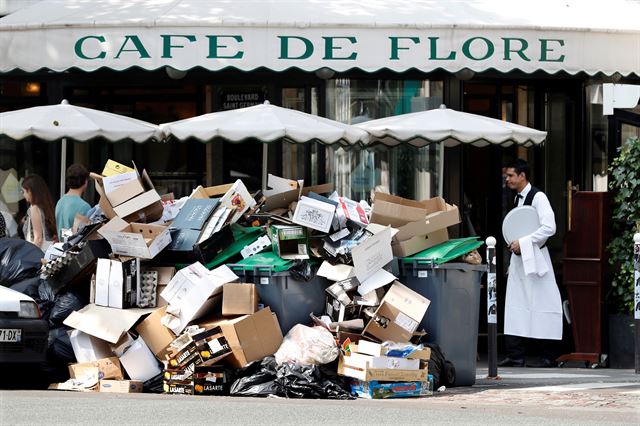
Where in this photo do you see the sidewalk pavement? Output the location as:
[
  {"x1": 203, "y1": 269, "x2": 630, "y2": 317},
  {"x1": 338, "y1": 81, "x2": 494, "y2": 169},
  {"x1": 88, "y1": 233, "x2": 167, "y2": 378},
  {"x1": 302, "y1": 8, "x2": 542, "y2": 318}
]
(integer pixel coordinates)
[{"x1": 436, "y1": 362, "x2": 640, "y2": 411}]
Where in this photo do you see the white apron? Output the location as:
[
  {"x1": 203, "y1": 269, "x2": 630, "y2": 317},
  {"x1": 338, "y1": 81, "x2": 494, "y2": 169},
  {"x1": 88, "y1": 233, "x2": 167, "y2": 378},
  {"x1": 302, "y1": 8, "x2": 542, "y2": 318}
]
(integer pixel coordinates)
[{"x1": 504, "y1": 247, "x2": 563, "y2": 340}]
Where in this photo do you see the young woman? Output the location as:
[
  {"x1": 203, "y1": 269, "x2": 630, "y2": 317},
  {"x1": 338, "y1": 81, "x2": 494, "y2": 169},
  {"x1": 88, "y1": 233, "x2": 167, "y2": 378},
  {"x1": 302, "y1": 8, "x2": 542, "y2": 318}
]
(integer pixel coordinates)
[{"x1": 22, "y1": 174, "x2": 58, "y2": 251}]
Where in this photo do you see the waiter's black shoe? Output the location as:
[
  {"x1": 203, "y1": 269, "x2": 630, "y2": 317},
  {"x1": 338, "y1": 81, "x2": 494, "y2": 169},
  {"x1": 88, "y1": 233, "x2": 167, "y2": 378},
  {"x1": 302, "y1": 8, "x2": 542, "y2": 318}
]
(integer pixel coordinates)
[
  {"x1": 526, "y1": 358, "x2": 556, "y2": 368},
  {"x1": 498, "y1": 357, "x2": 525, "y2": 367}
]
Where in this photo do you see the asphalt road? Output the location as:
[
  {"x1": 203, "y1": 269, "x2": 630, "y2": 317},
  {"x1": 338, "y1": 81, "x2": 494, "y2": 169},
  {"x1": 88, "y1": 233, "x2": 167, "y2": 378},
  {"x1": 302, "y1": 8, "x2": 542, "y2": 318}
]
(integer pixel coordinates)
[{"x1": 1, "y1": 366, "x2": 639, "y2": 425}]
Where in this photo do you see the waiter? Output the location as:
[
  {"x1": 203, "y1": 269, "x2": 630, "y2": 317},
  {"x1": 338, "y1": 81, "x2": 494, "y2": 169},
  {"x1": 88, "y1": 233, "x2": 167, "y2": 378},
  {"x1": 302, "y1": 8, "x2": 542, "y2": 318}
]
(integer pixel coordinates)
[{"x1": 499, "y1": 159, "x2": 562, "y2": 368}]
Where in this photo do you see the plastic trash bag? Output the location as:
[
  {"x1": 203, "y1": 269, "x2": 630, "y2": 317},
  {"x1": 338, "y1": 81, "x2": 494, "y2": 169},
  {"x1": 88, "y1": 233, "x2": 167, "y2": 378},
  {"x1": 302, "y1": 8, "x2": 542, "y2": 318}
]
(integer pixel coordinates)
[
  {"x1": 49, "y1": 291, "x2": 86, "y2": 327},
  {"x1": 229, "y1": 356, "x2": 279, "y2": 397},
  {"x1": 274, "y1": 325, "x2": 338, "y2": 366},
  {"x1": 275, "y1": 362, "x2": 353, "y2": 399},
  {"x1": 9, "y1": 276, "x2": 41, "y2": 299},
  {"x1": 0, "y1": 238, "x2": 43, "y2": 286},
  {"x1": 47, "y1": 326, "x2": 75, "y2": 364},
  {"x1": 230, "y1": 356, "x2": 353, "y2": 399},
  {"x1": 288, "y1": 260, "x2": 315, "y2": 282},
  {"x1": 381, "y1": 341, "x2": 424, "y2": 358}
]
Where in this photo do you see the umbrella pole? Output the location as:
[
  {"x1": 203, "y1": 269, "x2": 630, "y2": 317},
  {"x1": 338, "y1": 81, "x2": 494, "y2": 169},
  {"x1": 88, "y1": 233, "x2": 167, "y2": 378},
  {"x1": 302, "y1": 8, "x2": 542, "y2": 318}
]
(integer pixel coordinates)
[
  {"x1": 262, "y1": 143, "x2": 268, "y2": 190},
  {"x1": 60, "y1": 137, "x2": 67, "y2": 198},
  {"x1": 438, "y1": 143, "x2": 444, "y2": 196}
]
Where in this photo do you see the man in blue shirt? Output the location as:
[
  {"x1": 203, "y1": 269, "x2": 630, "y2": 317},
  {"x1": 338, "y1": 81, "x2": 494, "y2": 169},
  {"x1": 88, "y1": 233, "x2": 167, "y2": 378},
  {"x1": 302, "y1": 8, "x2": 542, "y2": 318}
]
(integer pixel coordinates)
[{"x1": 55, "y1": 164, "x2": 91, "y2": 240}]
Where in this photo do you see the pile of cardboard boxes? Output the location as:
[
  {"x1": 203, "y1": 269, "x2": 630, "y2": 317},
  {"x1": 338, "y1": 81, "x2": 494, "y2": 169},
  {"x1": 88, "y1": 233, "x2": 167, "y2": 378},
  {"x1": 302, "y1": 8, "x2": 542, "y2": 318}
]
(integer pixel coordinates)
[{"x1": 43, "y1": 159, "x2": 472, "y2": 398}]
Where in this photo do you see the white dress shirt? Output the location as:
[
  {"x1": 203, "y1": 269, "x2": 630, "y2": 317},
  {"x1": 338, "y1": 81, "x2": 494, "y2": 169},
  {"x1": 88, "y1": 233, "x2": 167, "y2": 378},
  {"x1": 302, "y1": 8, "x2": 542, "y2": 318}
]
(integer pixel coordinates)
[{"x1": 515, "y1": 183, "x2": 556, "y2": 247}]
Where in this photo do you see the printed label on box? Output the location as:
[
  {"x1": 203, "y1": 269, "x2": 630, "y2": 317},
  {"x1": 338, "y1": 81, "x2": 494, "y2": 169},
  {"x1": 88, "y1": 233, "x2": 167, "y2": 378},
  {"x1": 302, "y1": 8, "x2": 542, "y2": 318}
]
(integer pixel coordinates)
[{"x1": 394, "y1": 312, "x2": 418, "y2": 333}]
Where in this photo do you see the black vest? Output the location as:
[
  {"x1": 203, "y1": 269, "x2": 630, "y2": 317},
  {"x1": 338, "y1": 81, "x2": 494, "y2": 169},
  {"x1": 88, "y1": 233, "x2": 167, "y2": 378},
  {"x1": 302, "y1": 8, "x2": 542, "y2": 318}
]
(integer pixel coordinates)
[{"x1": 513, "y1": 185, "x2": 540, "y2": 209}]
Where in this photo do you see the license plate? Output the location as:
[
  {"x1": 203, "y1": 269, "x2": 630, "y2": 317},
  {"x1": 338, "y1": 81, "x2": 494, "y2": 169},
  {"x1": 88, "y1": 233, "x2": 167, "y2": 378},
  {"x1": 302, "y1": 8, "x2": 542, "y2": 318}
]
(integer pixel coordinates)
[{"x1": 0, "y1": 329, "x2": 22, "y2": 342}]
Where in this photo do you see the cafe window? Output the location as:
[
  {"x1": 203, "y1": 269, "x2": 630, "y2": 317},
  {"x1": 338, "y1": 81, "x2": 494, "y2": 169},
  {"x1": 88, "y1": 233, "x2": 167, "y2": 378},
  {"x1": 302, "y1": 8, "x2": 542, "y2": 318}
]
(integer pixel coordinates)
[{"x1": 324, "y1": 78, "x2": 444, "y2": 200}]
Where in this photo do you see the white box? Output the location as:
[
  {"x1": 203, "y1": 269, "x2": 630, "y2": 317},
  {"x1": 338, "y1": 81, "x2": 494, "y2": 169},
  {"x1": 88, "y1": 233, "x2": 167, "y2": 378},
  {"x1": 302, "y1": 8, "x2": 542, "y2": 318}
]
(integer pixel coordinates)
[
  {"x1": 118, "y1": 337, "x2": 161, "y2": 382},
  {"x1": 69, "y1": 329, "x2": 114, "y2": 363},
  {"x1": 352, "y1": 226, "x2": 393, "y2": 283},
  {"x1": 95, "y1": 259, "x2": 111, "y2": 307},
  {"x1": 160, "y1": 263, "x2": 238, "y2": 334},
  {"x1": 99, "y1": 217, "x2": 172, "y2": 259}
]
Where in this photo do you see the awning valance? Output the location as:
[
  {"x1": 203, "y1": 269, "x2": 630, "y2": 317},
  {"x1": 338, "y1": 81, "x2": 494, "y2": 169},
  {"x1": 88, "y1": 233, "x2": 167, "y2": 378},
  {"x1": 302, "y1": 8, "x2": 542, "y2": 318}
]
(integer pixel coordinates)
[{"x1": 1, "y1": 0, "x2": 639, "y2": 76}]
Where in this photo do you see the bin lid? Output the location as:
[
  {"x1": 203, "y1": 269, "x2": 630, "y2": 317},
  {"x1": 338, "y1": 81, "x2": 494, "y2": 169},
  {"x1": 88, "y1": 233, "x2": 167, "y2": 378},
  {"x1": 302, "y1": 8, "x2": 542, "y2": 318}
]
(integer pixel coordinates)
[
  {"x1": 230, "y1": 251, "x2": 293, "y2": 273},
  {"x1": 203, "y1": 225, "x2": 265, "y2": 269},
  {"x1": 402, "y1": 237, "x2": 483, "y2": 265}
]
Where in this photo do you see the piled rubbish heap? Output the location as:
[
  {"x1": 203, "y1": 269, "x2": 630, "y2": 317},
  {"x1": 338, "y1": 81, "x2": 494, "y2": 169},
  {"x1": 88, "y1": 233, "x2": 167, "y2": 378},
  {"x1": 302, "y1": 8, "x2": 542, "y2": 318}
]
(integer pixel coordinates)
[{"x1": 4, "y1": 160, "x2": 484, "y2": 399}]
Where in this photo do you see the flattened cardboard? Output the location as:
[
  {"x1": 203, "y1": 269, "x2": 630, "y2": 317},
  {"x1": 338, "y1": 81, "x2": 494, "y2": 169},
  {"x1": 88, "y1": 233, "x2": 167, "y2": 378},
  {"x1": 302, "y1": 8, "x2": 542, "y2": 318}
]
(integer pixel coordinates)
[
  {"x1": 351, "y1": 227, "x2": 393, "y2": 283},
  {"x1": 371, "y1": 192, "x2": 429, "y2": 228},
  {"x1": 102, "y1": 159, "x2": 135, "y2": 177},
  {"x1": 64, "y1": 304, "x2": 154, "y2": 344},
  {"x1": 292, "y1": 195, "x2": 336, "y2": 233},
  {"x1": 363, "y1": 282, "x2": 430, "y2": 343},
  {"x1": 99, "y1": 217, "x2": 171, "y2": 259},
  {"x1": 222, "y1": 283, "x2": 259, "y2": 316},
  {"x1": 102, "y1": 171, "x2": 143, "y2": 207}
]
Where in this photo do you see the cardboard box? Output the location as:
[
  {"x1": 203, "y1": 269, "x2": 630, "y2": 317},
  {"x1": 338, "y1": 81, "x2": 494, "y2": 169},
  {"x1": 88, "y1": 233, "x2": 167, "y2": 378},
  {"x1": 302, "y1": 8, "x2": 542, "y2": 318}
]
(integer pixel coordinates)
[
  {"x1": 222, "y1": 283, "x2": 259, "y2": 316},
  {"x1": 192, "y1": 326, "x2": 232, "y2": 365},
  {"x1": 135, "y1": 307, "x2": 175, "y2": 359},
  {"x1": 269, "y1": 225, "x2": 309, "y2": 260},
  {"x1": 160, "y1": 263, "x2": 238, "y2": 334},
  {"x1": 142, "y1": 266, "x2": 175, "y2": 307},
  {"x1": 351, "y1": 226, "x2": 393, "y2": 284},
  {"x1": 292, "y1": 195, "x2": 337, "y2": 233},
  {"x1": 99, "y1": 380, "x2": 143, "y2": 393},
  {"x1": 163, "y1": 380, "x2": 194, "y2": 395},
  {"x1": 102, "y1": 171, "x2": 144, "y2": 207},
  {"x1": 363, "y1": 282, "x2": 430, "y2": 343},
  {"x1": 167, "y1": 341, "x2": 202, "y2": 369},
  {"x1": 339, "y1": 355, "x2": 427, "y2": 382},
  {"x1": 99, "y1": 216, "x2": 172, "y2": 259},
  {"x1": 371, "y1": 193, "x2": 460, "y2": 256},
  {"x1": 95, "y1": 258, "x2": 141, "y2": 309},
  {"x1": 204, "y1": 307, "x2": 283, "y2": 368},
  {"x1": 350, "y1": 379, "x2": 432, "y2": 399},
  {"x1": 391, "y1": 228, "x2": 449, "y2": 258},
  {"x1": 69, "y1": 357, "x2": 124, "y2": 381},
  {"x1": 240, "y1": 235, "x2": 271, "y2": 258},
  {"x1": 193, "y1": 365, "x2": 228, "y2": 395},
  {"x1": 119, "y1": 337, "x2": 162, "y2": 382},
  {"x1": 91, "y1": 168, "x2": 163, "y2": 223},
  {"x1": 68, "y1": 330, "x2": 114, "y2": 363},
  {"x1": 162, "y1": 224, "x2": 235, "y2": 265}
]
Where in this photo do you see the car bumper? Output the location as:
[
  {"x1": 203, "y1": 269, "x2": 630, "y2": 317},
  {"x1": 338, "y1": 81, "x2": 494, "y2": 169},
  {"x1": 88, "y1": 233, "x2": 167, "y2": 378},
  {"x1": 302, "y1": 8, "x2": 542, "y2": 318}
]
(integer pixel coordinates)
[{"x1": 0, "y1": 318, "x2": 48, "y2": 363}]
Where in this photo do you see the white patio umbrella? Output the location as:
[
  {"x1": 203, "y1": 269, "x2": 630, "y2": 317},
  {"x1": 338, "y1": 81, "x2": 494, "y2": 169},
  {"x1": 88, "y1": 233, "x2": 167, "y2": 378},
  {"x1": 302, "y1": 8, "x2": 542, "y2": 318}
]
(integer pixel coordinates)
[
  {"x1": 0, "y1": 99, "x2": 163, "y2": 197},
  {"x1": 355, "y1": 104, "x2": 547, "y2": 196},
  {"x1": 160, "y1": 101, "x2": 368, "y2": 188}
]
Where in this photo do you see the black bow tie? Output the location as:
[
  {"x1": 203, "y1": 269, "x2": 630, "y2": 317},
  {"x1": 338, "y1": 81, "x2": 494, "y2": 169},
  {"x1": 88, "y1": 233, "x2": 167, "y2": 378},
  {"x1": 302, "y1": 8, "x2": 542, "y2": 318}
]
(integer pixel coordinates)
[{"x1": 514, "y1": 194, "x2": 523, "y2": 207}]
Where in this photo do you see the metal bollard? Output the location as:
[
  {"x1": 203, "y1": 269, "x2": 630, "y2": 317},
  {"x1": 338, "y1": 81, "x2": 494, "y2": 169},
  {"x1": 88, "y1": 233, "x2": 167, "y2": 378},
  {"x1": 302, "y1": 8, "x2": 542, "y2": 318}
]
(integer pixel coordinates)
[
  {"x1": 486, "y1": 236, "x2": 498, "y2": 378},
  {"x1": 634, "y1": 233, "x2": 640, "y2": 375}
]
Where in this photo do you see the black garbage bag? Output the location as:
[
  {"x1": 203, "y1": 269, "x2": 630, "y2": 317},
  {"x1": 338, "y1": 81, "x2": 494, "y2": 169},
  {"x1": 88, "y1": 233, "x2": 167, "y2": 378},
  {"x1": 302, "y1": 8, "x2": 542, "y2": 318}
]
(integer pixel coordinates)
[
  {"x1": 9, "y1": 276, "x2": 41, "y2": 299},
  {"x1": 288, "y1": 260, "x2": 315, "y2": 282},
  {"x1": 0, "y1": 238, "x2": 43, "y2": 286},
  {"x1": 423, "y1": 343, "x2": 456, "y2": 388},
  {"x1": 229, "y1": 356, "x2": 280, "y2": 397},
  {"x1": 47, "y1": 326, "x2": 76, "y2": 364},
  {"x1": 49, "y1": 291, "x2": 86, "y2": 328},
  {"x1": 36, "y1": 279, "x2": 57, "y2": 324},
  {"x1": 275, "y1": 362, "x2": 353, "y2": 399}
]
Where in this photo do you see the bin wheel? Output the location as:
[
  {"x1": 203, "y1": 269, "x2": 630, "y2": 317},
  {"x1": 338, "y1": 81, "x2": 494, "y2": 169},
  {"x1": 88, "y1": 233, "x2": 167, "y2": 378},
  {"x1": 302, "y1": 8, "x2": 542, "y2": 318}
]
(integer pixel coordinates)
[
  {"x1": 590, "y1": 362, "x2": 600, "y2": 369},
  {"x1": 557, "y1": 361, "x2": 566, "y2": 368}
]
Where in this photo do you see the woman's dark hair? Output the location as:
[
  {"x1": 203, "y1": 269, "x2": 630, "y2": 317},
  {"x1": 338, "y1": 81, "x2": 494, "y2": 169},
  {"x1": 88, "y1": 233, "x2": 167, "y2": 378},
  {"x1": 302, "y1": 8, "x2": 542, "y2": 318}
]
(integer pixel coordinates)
[
  {"x1": 22, "y1": 174, "x2": 58, "y2": 241},
  {"x1": 506, "y1": 158, "x2": 530, "y2": 181}
]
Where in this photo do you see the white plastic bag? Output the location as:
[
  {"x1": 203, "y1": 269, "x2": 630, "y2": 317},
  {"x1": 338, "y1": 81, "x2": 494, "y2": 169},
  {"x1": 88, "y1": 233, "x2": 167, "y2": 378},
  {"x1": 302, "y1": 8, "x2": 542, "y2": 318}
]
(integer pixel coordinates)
[{"x1": 274, "y1": 325, "x2": 338, "y2": 366}]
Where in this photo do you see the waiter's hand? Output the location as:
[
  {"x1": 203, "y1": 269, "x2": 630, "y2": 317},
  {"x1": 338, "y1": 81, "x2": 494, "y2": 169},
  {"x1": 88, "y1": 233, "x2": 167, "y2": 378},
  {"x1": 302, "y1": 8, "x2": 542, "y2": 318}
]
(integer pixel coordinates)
[{"x1": 509, "y1": 240, "x2": 521, "y2": 255}]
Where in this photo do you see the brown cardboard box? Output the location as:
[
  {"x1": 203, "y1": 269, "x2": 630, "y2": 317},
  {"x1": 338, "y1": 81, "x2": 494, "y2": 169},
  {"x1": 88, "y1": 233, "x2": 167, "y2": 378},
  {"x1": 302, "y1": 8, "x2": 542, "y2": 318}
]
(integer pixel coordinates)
[
  {"x1": 142, "y1": 266, "x2": 175, "y2": 307},
  {"x1": 391, "y1": 228, "x2": 449, "y2": 258},
  {"x1": 371, "y1": 192, "x2": 459, "y2": 257},
  {"x1": 91, "y1": 168, "x2": 163, "y2": 223},
  {"x1": 202, "y1": 307, "x2": 283, "y2": 368},
  {"x1": 135, "y1": 307, "x2": 176, "y2": 359},
  {"x1": 98, "y1": 217, "x2": 171, "y2": 259},
  {"x1": 99, "y1": 380, "x2": 143, "y2": 393},
  {"x1": 69, "y1": 357, "x2": 124, "y2": 381},
  {"x1": 363, "y1": 282, "x2": 430, "y2": 343},
  {"x1": 222, "y1": 283, "x2": 259, "y2": 316}
]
